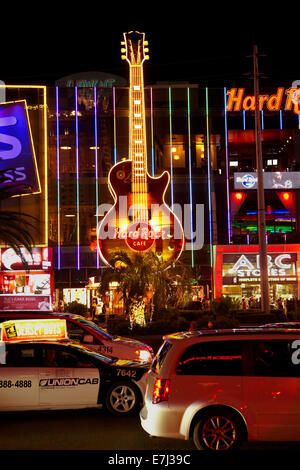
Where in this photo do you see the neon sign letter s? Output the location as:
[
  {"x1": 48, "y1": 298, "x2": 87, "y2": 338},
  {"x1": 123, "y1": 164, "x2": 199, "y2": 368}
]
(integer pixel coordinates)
[{"x1": 0, "y1": 116, "x2": 22, "y2": 160}]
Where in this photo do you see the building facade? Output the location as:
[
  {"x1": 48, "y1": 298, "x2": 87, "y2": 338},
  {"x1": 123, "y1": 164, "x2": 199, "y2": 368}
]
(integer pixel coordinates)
[{"x1": 0, "y1": 80, "x2": 299, "y2": 311}]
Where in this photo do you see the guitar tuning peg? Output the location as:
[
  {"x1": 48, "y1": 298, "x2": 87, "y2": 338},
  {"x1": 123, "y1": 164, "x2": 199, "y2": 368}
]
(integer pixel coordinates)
[
  {"x1": 144, "y1": 41, "x2": 149, "y2": 46},
  {"x1": 145, "y1": 55, "x2": 150, "y2": 60},
  {"x1": 121, "y1": 48, "x2": 126, "y2": 53},
  {"x1": 144, "y1": 48, "x2": 149, "y2": 53},
  {"x1": 121, "y1": 55, "x2": 127, "y2": 60},
  {"x1": 121, "y1": 41, "x2": 125, "y2": 45}
]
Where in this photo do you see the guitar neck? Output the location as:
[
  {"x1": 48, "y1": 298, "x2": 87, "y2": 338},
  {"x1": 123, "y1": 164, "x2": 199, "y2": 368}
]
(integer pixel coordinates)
[{"x1": 129, "y1": 64, "x2": 148, "y2": 185}]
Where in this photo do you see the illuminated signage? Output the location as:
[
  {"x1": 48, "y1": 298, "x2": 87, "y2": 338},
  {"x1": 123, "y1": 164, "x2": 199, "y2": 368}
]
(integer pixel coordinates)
[
  {"x1": 1, "y1": 319, "x2": 67, "y2": 342},
  {"x1": 234, "y1": 172, "x2": 300, "y2": 190},
  {"x1": 55, "y1": 72, "x2": 127, "y2": 88},
  {"x1": 223, "y1": 253, "x2": 297, "y2": 281},
  {"x1": 227, "y1": 88, "x2": 300, "y2": 114},
  {"x1": 0, "y1": 101, "x2": 41, "y2": 196},
  {"x1": 0, "y1": 247, "x2": 52, "y2": 271}
]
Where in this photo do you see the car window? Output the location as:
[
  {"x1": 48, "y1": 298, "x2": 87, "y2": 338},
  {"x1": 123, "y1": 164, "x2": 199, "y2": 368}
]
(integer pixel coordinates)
[
  {"x1": 151, "y1": 341, "x2": 173, "y2": 375},
  {"x1": 41, "y1": 346, "x2": 96, "y2": 368},
  {"x1": 250, "y1": 340, "x2": 300, "y2": 377},
  {"x1": 176, "y1": 341, "x2": 243, "y2": 376},
  {"x1": 72, "y1": 317, "x2": 113, "y2": 341},
  {"x1": 67, "y1": 321, "x2": 102, "y2": 346},
  {"x1": 5, "y1": 345, "x2": 40, "y2": 367}
]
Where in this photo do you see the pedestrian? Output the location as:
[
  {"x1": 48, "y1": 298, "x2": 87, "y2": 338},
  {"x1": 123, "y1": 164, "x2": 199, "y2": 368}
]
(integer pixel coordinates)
[
  {"x1": 242, "y1": 298, "x2": 247, "y2": 310},
  {"x1": 90, "y1": 298, "x2": 97, "y2": 321}
]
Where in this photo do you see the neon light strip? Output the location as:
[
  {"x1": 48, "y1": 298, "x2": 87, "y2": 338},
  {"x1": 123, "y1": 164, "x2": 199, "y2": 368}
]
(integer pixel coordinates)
[
  {"x1": 261, "y1": 110, "x2": 264, "y2": 130},
  {"x1": 43, "y1": 87, "x2": 48, "y2": 248},
  {"x1": 224, "y1": 87, "x2": 231, "y2": 243},
  {"x1": 113, "y1": 87, "x2": 117, "y2": 164},
  {"x1": 187, "y1": 88, "x2": 194, "y2": 267},
  {"x1": 150, "y1": 87, "x2": 155, "y2": 176},
  {"x1": 94, "y1": 87, "x2": 100, "y2": 269},
  {"x1": 4, "y1": 88, "x2": 48, "y2": 247},
  {"x1": 206, "y1": 88, "x2": 213, "y2": 269},
  {"x1": 279, "y1": 110, "x2": 283, "y2": 130},
  {"x1": 55, "y1": 87, "x2": 61, "y2": 270},
  {"x1": 169, "y1": 88, "x2": 174, "y2": 207},
  {"x1": 75, "y1": 87, "x2": 80, "y2": 270},
  {"x1": 298, "y1": 114, "x2": 300, "y2": 130},
  {"x1": 243, "y1": 110, "x2": 246, "y2": 130}
]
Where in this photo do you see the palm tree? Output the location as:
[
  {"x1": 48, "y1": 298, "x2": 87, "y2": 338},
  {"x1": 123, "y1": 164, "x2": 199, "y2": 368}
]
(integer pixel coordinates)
[{"x1": 99, "y1": 250, "x2": 193, "y2": 327}]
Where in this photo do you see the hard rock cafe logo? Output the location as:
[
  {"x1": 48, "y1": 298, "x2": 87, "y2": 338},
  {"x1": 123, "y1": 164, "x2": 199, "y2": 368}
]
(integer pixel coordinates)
[
  {"x1": 113, "y1": 222, "x2": 170, "y2": 252},
  {"x1": 227, "y1": 87, "x2": 300, "y2": 114}
]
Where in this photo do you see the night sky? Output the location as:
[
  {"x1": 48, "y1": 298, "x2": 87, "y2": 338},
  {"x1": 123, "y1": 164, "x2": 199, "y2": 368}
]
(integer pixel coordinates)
[{"x1": 1, "y1": 5, "x2": 298, "y2": 89}]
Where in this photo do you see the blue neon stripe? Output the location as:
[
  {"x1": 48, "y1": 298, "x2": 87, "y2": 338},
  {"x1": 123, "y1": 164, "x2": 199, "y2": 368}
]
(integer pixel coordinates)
[
  {"x1": 280, "y1": 110, "x2": 283, "y2": 130},
  {"x1": 94, "y1": 87, "x2": 100, "y2": 269},
  {"x1": 243, "y1": 110, "x2": 246, "y2": 130}
]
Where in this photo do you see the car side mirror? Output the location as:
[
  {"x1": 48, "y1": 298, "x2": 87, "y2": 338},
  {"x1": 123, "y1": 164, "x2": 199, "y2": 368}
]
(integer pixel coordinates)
[{"x1": 83, "y1": 335, "x2": 94, "y2": 344}]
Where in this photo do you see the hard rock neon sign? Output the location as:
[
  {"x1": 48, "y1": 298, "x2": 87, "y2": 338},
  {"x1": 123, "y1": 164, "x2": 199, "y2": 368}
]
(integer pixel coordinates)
[{"x1": 227, "y1": 88, "x2": 300, "y2": 114}]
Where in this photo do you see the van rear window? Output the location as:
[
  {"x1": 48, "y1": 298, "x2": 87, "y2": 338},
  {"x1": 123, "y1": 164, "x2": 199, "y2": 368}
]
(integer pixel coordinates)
[
  {"x1": 151, "y1": 341, "x2": 172, "y2": 375},
  {"x1": 176, "y1": 341, "x2": 243, "y2": 376}
]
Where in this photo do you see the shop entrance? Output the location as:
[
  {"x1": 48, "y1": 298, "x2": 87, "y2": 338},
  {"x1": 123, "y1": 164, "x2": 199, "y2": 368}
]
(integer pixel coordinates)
[{"x1": 241, "y1": 282, "x2": 297, "y2": 308}]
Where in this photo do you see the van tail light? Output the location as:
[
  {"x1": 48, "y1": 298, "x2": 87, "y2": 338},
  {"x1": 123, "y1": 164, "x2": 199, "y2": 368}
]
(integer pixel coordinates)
[{"x1": 152, "y1": 378, "x2": 170, "y2": 404}]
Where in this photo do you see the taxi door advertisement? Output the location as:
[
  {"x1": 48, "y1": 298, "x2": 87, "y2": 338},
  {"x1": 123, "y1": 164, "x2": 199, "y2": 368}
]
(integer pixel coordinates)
[{"x1": 38, "y1": 368, "x2": 100, "y2": 408}]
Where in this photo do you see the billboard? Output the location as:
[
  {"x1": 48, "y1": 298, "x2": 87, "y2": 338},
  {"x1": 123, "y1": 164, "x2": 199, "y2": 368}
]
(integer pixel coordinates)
[
  {"x1": 0, "y1": 247, "x2": 52, "y2": 271},
  {"x1": 0, "y1": 100, "x2": 41, "y2": 196},
  {"x1": 222, "y1": 253, "x2": 297, "y2": 284},
  {"x1": 234, "y1": 172, "x2": 300, "y2": 190}
]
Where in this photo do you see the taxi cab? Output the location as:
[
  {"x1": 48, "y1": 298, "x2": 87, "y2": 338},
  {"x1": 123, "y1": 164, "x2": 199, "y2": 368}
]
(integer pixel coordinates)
[
  {"x1": 0, "y1": 312, "x2": 154, "y2": 363},
  {"x1": 0, "y1": 319, "x2": 149, "y2": 415}
]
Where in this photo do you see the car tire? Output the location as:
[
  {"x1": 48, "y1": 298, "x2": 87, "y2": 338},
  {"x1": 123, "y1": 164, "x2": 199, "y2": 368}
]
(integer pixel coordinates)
[
  {"x1": 105, "y1": 381, "x2": 141, "y2": 416},
  {"x1": 193, "y1": 407, "x2": 245, "y2": 451}
]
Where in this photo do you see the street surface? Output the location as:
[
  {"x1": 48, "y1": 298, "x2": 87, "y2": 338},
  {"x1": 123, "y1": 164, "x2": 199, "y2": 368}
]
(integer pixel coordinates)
[{"x1": 1, "y1": 407, "x2": 300, "y2": 452}]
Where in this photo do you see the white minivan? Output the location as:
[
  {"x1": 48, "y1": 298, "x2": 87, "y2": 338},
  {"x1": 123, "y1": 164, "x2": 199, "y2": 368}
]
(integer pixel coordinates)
[{"x1": 140, "y1": 328, "x2": 300, "y2": 451}]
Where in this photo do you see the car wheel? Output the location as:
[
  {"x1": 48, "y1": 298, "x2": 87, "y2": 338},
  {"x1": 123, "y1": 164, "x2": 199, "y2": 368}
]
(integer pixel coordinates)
[
  {"x1": 105, "y1": 381, "x2": 141, "y2": 416},
  {"x1": 193, "y1": 408, "x2": 244, "y2": 451}
]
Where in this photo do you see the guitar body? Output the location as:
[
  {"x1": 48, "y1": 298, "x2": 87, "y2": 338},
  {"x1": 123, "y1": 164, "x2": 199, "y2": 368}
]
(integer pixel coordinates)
[{"x1": 98, "y1": 160, "x2": 184, "y2": 267}]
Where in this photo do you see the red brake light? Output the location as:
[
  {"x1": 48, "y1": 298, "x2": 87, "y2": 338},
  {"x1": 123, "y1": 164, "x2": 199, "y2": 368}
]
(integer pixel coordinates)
[{"x1": 152, "y1": 378, "x2": 170, "y2": 404}]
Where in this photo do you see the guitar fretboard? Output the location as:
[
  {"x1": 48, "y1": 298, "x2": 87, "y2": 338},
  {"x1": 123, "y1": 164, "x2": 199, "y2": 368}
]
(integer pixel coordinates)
[{"x1": 129, "y1": 64, "x2": 148, "y2": 222}]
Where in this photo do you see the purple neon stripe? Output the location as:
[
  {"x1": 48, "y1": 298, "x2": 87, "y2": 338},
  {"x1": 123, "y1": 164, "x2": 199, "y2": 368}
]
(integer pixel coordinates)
[
  {"x1": 94, "y1": 87, "x2": 100, "y2": 269},
  {"x1": 75, "y1": 87, "x2": 80, "y2": 270}
]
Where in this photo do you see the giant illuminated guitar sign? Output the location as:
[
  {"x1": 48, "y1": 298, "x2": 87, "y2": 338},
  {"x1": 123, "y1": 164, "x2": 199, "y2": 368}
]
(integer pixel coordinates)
[{"x1": 97, "y1": 32, "x2": 184, "y2": 267}]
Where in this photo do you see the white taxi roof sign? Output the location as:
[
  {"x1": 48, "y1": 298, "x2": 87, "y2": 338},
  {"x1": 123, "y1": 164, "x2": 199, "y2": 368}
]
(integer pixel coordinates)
[{"x1": 0, "y1": 319, "x2": 68, "y2": 342}]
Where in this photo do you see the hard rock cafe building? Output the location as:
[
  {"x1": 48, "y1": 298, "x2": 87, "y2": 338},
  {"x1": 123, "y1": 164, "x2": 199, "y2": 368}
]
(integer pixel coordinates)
[{"x1": 0, "y1": 77, "x2": 299, "y2": 311}]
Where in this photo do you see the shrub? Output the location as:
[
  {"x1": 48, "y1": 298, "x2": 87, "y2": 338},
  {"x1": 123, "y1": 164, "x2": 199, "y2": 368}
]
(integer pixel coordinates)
[{"x1": 65, "y1": 301, "x2": 88, "y2": 316}]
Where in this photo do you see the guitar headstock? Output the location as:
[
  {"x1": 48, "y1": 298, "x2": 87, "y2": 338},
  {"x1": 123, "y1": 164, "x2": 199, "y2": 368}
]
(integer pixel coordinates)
[{"x1": 121, "y1": 31, "x2": 149, "y2": 66}]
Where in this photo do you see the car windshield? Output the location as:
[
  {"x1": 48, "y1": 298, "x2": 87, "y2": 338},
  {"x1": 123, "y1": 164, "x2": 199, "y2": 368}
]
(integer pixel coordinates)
[{"x1": 73, "y1": 317, "x2": 113, "y2": 340}]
